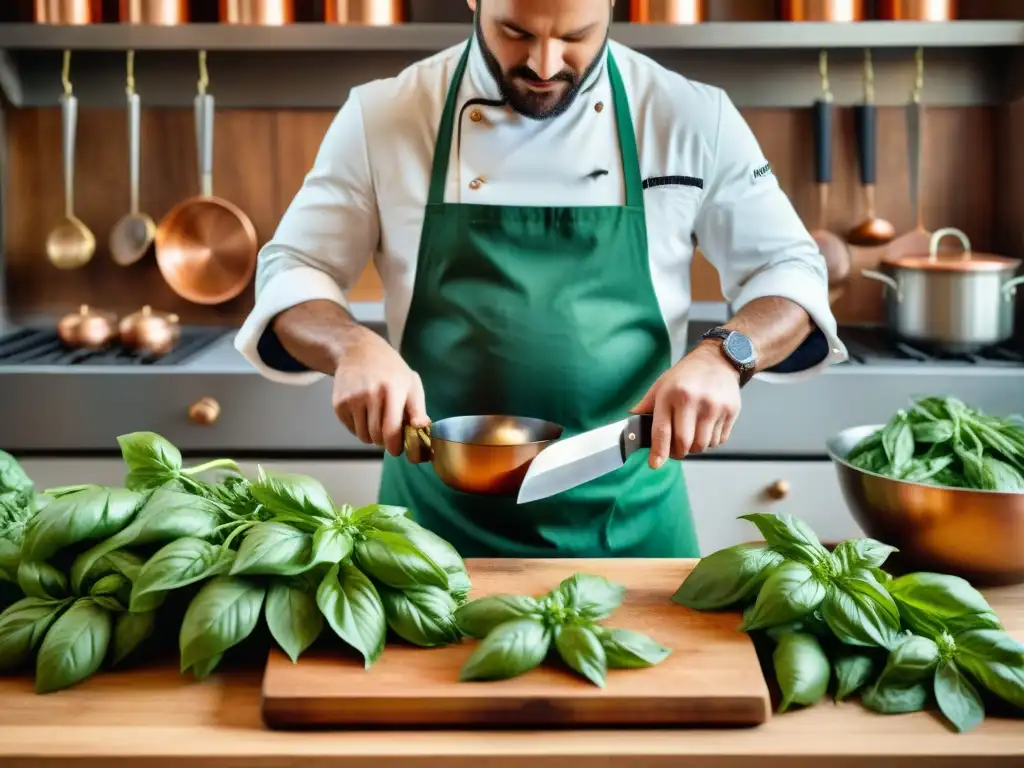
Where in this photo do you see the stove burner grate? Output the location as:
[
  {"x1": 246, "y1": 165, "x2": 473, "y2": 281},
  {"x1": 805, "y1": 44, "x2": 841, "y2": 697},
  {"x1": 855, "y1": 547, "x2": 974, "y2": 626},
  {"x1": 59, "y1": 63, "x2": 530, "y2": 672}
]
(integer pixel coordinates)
[{"x1": 0, "y1": 327, "x2": 226, "y2": 367}]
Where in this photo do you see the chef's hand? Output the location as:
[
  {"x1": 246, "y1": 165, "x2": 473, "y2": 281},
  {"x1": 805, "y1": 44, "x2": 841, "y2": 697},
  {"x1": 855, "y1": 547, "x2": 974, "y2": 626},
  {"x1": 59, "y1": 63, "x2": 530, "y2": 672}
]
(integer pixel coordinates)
[
  {"x1": 630, "y1": 342, "x2": 743, "y2": 468},
  {"x1": 332, "y1": 330, "x2": 429, "y2": 457}
]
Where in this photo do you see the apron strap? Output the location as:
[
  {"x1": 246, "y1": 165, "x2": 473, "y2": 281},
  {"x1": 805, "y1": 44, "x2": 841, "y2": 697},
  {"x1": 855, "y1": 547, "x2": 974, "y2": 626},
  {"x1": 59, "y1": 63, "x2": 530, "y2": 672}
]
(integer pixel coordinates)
[{"x1": 427, "y1": 40, "x2": 645, "y2": 210}]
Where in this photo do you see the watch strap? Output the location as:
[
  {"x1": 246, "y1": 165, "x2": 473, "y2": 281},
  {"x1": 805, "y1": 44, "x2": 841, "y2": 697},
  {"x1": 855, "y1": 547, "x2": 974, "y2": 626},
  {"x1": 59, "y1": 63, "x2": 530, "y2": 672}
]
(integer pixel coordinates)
[{"x1": 700, "y1": 326, "x2": 757, "y2": 387}]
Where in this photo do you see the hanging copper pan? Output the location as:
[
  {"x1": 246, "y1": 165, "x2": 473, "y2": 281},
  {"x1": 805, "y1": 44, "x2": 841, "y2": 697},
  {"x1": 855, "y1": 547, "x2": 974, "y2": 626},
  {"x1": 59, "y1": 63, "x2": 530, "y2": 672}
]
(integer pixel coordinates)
[
  {"x1": 154, "y1": 59, "x2": 257, "y2": 305},
  {"x1": 875, "y1": 1, "x2": 956, "y2": 21},
  {"x1": 119, "y1": 0, "x2": 188, "y2": 24},
  {"x1": 630, "y1": 1, "x2": 705, "y2": 24},
  {"x1": 782, "y1": 0, "x2": 864, "y2": 21},
  {"x1": 34, "y1": 0, "x2": 102, "y2": 23},
  {"x1": 220, "y1": 0, "x2": 295, "y2": 24},
  {"x1": 324, "y1": 0, "x2": 404, "y2": 24}
]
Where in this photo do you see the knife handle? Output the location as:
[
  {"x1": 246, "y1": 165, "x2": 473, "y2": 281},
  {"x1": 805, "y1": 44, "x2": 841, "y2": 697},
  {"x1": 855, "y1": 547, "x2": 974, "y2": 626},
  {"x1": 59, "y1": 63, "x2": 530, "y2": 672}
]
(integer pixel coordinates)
[{"x1": 620, "y1": 414, "x2": 654, "y2": 460}]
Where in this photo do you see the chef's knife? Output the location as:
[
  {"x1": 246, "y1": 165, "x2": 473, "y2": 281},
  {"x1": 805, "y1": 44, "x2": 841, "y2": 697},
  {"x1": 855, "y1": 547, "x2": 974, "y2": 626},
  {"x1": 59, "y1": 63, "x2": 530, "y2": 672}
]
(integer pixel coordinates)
[{"x1": 516, "y1": 414, "x2": 654, "y2": 504}]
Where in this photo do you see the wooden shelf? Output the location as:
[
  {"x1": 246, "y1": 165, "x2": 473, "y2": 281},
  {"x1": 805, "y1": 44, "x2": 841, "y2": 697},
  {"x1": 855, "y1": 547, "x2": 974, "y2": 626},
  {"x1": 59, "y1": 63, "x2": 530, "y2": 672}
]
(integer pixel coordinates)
[{"x1": 0, "y1": 21, "x2": 1020, "y2": 52}]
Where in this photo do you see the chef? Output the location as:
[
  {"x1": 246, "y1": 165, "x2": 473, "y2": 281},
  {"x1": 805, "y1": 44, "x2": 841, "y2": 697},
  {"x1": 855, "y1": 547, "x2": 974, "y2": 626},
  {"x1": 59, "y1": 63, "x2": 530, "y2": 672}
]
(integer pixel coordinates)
[{"x1": 236, "y1": 0, "x2": 848, "y2": 559}]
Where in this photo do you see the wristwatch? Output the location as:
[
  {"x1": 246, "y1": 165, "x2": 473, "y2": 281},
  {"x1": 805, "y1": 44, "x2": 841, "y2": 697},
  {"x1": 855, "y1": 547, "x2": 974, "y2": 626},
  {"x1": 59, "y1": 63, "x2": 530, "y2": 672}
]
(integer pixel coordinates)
[{"x1": 699, "y1": 326, "x2": 758, "y2": 387}]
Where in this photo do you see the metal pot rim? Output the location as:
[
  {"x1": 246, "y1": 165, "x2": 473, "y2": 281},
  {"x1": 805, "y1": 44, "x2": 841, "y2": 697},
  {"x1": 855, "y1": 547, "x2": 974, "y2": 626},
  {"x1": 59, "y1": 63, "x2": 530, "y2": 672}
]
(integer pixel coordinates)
[{"x1": 882, "y1": 225, "x2": 1022, "y2": 273}]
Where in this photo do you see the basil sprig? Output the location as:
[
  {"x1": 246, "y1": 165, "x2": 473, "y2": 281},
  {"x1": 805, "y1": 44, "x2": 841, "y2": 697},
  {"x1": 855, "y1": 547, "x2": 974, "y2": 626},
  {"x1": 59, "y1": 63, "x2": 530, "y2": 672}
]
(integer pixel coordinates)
[
  {"x1": 456, "y1": 573, "x2": 671, "y2": 687},
  {"x1": 673, "y1": 511, "x2": 1024, "y2": 733}
]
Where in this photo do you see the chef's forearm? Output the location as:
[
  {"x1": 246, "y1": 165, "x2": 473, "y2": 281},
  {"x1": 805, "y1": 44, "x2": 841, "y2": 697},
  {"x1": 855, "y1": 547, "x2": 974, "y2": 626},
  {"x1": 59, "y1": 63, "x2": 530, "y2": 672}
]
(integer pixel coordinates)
[
  {"x1": 718, "y1": 296, "x2": 815, "y2": 371},
  {"x1": 270, "y1": 300, "x2": 369, "y2": 376}
]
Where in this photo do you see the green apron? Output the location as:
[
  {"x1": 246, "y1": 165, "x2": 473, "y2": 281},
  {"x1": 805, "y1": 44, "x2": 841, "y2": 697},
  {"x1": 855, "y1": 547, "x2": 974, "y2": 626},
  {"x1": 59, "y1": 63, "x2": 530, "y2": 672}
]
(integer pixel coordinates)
[{"x1": 378, "y1": 42, "x2": 698, "y2": 559}]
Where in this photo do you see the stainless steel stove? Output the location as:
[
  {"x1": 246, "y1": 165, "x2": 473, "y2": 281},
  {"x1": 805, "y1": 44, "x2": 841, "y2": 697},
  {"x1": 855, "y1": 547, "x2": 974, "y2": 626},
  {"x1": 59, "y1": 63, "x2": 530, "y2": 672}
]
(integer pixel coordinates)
[
  {"x1": 836, "y1": 325, "x2": 1024, "y2": 368},
  {"x1": 0, "y1": 327, "x2": 225, "y2": 368}
]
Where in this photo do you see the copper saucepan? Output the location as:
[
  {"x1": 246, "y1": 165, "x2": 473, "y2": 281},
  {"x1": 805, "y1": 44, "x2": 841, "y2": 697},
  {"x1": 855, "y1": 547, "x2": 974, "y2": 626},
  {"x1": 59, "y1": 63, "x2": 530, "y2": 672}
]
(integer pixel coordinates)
[
  {"x1": 57, "y1": 305, "x2": 119, "y2": 349},
  {"x1": 34, "y1": 0, "x2": 102, "y2": 23},
  {"x1": 630, "y1": 0, "x2": 705, "y2": 23},
  {"x1": 154, "y1": 56, "x2": 257, "y2": 305},
  {"x1": 219, "y1": 0, "x2": 295, "y2": 24},
  {"x1": 403, "y1": 415, "x2": 563, "y2": 496},
  {"x1": 782, "y1": 0, "x2": 864, "y2": 21},
  {"x1": 324, "y1": 0, "x2": 404, "y2": 24},
  {"x1": 875, "y1": 0, "x2": 956, "y2": 20},
  {"x1": 119, "y1": 0, "x2": 188, "y2": 23}
]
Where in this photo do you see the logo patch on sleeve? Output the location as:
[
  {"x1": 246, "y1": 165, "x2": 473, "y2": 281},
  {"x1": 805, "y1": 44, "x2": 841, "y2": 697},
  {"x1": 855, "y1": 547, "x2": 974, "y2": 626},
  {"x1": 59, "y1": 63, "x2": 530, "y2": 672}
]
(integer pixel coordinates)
[{"x1": 751, "y1": 162, "x2": 773, "y2": 182}]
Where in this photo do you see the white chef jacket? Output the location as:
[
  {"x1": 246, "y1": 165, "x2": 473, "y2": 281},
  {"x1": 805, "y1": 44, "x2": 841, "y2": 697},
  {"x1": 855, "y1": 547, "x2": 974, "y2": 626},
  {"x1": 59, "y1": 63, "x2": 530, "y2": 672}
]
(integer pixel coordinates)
[{"x1": 235, "y1": 35, "x2": 849, "y2": 385}]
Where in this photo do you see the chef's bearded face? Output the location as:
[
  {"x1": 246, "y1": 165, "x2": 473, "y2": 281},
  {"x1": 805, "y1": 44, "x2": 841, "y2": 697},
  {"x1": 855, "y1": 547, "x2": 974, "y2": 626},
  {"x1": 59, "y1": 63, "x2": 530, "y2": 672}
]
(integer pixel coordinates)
[{"x1": 469, "y1": 0, "x2": 613, "y2": 120}]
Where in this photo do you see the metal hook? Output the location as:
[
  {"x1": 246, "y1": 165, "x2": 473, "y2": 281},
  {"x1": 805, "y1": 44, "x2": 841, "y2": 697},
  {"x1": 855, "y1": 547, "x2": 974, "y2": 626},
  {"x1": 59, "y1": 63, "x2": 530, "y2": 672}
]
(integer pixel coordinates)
[
  {"x1": 197, "y1": 50, "x2": 209, "y2": 95},
  {"x1": 819, "y1": 49, "x2": 833, "y2": 103},
  {"x1": 61, "y1": 49, "x2": 72, "y2": 96},
  {"x1": 126, "y1": 49, "x2": 135, "y2": 96},
  {"x1": 863, "y1": 48, "x2": 875, "y2": 104},
  {"x1": 911, "y1": 47, "x2": 924, "y2": 104}
]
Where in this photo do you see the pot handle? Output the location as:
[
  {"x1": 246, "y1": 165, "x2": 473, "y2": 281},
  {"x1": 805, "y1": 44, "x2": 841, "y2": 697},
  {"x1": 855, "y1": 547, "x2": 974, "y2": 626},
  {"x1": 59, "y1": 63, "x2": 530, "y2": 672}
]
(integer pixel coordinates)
[
  {"x1": 403, "y1": 424, "x2": 433, "y2": 464},
  {"x1": 929, "y1": 227, "x2": 972, "y2": 262},
  {"x1": 861, "y1": 269, "x2": 902, "y2": 302},
  {"x1": 1003, "y1": 276, "x2": 1024, "y2": 301}
]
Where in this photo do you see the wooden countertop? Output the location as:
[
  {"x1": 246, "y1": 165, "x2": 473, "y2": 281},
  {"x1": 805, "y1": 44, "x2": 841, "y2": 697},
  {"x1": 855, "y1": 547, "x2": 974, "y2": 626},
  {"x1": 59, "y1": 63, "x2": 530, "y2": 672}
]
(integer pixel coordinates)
[{"x1": 0, "y1": 581, "x2": 1022, "y2": 767}]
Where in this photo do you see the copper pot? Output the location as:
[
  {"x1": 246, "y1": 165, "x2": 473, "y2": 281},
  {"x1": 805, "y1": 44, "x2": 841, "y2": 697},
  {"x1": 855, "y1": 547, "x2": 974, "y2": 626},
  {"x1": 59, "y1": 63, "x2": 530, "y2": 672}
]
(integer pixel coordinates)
[
  {"x1": 57, "y1": 305, "x2": 119, "y2": 350},
  {"x1": 119, "y1": 305, "x2": 181, "y2": 356},
  {"x1": 875, "y1": 0, "x2": 955, "y2": 21},
  {"x1": 34, "y1": 0, "x2": 102, "y2": 23},
  {"x1": 220, "y1": 0, "x2": 294, "y2": 24},
  {"x1": 782, "y1": 0, "x2": 864, "y2": 21},
  {"x1": 119, "y1": 0, "x2": 188, "y2": 24},
  {"x1": 630, "y1": 0, "x2": 704, "y2": 23},
  {"x1": 324, "y1": 0, "x2": 403, "y2": 24},
  {"x1": 404, "y1": 415, "x2": 563, "y2": 496}
]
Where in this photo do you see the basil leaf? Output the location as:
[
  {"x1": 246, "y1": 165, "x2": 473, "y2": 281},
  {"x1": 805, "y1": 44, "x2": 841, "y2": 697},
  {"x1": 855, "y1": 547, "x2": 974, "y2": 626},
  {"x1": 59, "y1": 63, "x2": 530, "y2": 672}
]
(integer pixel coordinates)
[
  {"x1": 354, "y1": 530, "x2": 448, "y2": 590},
  {"x1": 820, "y1": 572, "x2": 900, "y2": 649},
  {"x1": 112, "y1": 609, "x2": 157, "y2": 665},
  {"x1": 672, "y1": 543, "x2": 783, "y2": 610},
  {"x1": 251, "y1": 467, "x2": 337, "y2": 523},
  {"x1": 773, "y1": 632, "x2": 830, "y2": 712},
  {"x1": 179, "y1": 576, "x2": 266, "y2": 673},
  {"x1": 554, "y1": 624, "x2": 607, "y2": 688},
  {"x1": 875, "y1": 634, "x2": 940, "y2": 690},
  {"x1": 739, "y1": 561, "x2": 826, "y2": 631},
  {"x1": 21, "y1": 486, "x2": 143, "y2": 562},
  {"x1": 368, "y1": 515, "x2": 467, "y2": 581},
  {"x1": 316, "y1": 562, "x2": 387, "y2": 668},
  {"x1": 117, "y1": 431, "x2": 182, "y2": 491},
  {"x1": 448, "y1": 569, "x2": 472, "y2": 605},
  {"x1": 265, "y1": 579, "x2": 324, "y2": 663},
  {"x1": 130, "y1": 537, "x2": 230, "y2": 612},
  {"x1": 190, "y1": 652, "x2": 223, "y2": 680},
  {"x1": 460, "y1": 617, "x2": 550, "y2": 682},
  {"x1": 831, "y1": 538, "x2": 898, "y2": 573},
  {"x1": 935, "y1": 660, "x2": 985, "y2": 733},
  {"x1": 350, "y1": 504, "x2": 410, "y2": 528},
  {"x1": 955, "y1": 629, "x2": 1024, "y2": 710},
  {"x1": 596, "y1": 626, "x2": 671, "y2": 669},
  {"x1": 378, "y1": 584, "x2": 461, "y2": 648},
  {"x1": 557, "y1": 573, "x2": 625, "y2": 621},
  {"x1": 0, "y1": 596, "x2": 72, "y2": 672},
  {"x1": 833, "y1": 650, "x2": 878, "y2": 701},
  {"x1": 35, "y1": 598, "x2": 113, "y2": 694},
  {"x1": 90, "y1": 573, "x2": 131, "y2": 612},
  {"x1": 888, "y1": 420, "x2": 915, "y2": 475},
  {"x1": 766, "y1": 610, "x2": 831, "y2": 643},
  {"x1": 0, "y1": 538, "x2": 20, "y2": 584},
  {"x1": 888, "y1": 572, "x2": 1000, "y2": 638},
  {"x1": 738, "y1": 513, "x2": 829, "y2": 565},
  {"x1": 230, "y1": 522, "x2": 316, "y2": 577},
  {"x1": 17, "y1": 560, "x2": 69, "y2": 600},
  {"x1": 455, "y1": 594, "x2": 541, "y2": 639},
  {"x1": 69, "y1": 489, "x2": 226, "y2": 594},
  {"x1": 912, "y1": 419, "x2": 955, "y2": 444},
  {"x1": 861, "y1": 681, "x2": 930, "y2": 714},
  {"x1": 311, "y1": 527, "x2": 354, "y2": 567},
  {"x1": 0, "y1": 448, "x2": 33, "y2": 497}
]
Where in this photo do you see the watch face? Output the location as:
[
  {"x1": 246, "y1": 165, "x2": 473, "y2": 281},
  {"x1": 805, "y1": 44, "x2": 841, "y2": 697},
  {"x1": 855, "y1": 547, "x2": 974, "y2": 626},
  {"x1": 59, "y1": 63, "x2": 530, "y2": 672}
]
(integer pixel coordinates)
[{"x1": 725, "y1": 332, "x2": 757, "y2": 366}]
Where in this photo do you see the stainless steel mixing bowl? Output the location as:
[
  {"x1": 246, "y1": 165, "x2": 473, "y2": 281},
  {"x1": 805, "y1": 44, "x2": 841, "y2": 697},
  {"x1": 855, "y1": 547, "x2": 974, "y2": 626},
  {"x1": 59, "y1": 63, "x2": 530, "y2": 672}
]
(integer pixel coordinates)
[{"x1": 827, "y1": 424, "x2": 1024, "y2": 586}]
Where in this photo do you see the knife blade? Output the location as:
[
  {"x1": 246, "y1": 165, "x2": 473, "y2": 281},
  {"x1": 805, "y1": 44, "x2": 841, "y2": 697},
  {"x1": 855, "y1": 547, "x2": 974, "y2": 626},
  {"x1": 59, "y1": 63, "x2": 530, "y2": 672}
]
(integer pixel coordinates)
[{"x1": 516, "y1": 414, "x2": 654, "y2": 504}]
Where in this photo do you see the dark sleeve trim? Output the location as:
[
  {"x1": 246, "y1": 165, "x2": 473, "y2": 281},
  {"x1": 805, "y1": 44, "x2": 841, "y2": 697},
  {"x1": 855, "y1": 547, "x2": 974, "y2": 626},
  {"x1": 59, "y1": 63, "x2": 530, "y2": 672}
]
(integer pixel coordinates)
[
  {"x1": 256, "y1": 326, "x2": 311, "y2": 374},
  {"x1": 765, "y1": 326, "x2": 830, "y2": 374}
]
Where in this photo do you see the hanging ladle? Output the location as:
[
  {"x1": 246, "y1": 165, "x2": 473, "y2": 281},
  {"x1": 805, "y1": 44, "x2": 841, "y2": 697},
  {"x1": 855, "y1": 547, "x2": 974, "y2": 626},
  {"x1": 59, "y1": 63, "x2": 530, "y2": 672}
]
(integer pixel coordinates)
[
  {"x1": 46, "y1": 50, "x2": 96, "y2": 270},
  {"x1": 110, "y1": 50, "x2": 156, "y2": 266},
  {"x1": 847, "y1": 48, "x2": 895, "y2": 247}
]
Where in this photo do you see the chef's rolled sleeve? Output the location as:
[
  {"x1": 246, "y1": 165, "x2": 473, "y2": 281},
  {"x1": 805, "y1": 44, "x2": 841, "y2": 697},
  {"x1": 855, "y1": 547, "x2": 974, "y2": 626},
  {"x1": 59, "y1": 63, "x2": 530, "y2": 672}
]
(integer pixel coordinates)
[
  {"x1": 234, "y1": 92, "x2": 380, "y2": 385},
  {"x1": 694, "y1": 91, "x2": 848, "y2": 382}
]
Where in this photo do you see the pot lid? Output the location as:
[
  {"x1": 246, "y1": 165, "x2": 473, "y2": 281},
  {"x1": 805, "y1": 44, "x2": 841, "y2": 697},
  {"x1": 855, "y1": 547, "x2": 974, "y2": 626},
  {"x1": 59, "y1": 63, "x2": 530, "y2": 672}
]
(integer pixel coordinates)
[{"x1": 881, "y1": 227, "x2": 1021, "y2": 272}]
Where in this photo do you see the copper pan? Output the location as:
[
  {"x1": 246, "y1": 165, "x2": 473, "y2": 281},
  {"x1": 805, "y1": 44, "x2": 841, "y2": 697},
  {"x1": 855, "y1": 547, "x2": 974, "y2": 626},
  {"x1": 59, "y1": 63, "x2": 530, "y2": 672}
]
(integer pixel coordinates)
[
  {"x1": 35, "y1": 0, "x2": 102, "y2": 23},
  {"x1": 875, "y1": 0, "x2": 956, "y2": 21},
  {"x1": 782, "y1": 0, "x2": 864, "y2": 21},
  {"x1": 630, "y1": 0, "x2": 704, "y2": 24},
  {"x1": 220, "y1": 0, "x2": 295, "y2": 24},
  {"x1": 119, "y1": 0, "x2": 188, "y2": 24},
  {"x1": 324, "y1": 0, "x2": 404, "y2": 24},
  {"x1": 155, "y1": 59, "x2": 257, "y2": 305}
]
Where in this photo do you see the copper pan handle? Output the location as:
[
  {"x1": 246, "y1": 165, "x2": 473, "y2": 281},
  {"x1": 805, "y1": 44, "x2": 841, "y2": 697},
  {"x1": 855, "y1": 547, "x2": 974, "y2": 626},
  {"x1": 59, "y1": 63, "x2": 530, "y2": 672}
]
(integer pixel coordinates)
[
  {"x1": 193, "y1": 93, "x2": 214, "y2": 197},
  {"x1": 403, "y1": 423, "x2": 433, "y2": 464}
]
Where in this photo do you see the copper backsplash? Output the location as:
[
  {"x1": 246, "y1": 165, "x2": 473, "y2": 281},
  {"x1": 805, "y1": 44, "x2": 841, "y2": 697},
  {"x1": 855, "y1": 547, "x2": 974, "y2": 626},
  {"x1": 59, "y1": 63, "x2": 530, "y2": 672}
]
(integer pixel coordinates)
[{"x1": 1, "y1": 104, "x2": 1010, "y2": 326}]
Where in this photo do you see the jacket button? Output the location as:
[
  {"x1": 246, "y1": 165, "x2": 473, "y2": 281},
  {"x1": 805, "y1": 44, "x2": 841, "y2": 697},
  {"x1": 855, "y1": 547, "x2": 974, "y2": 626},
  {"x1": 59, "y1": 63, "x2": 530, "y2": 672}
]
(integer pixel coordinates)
[
  {"x1": 594, "y1": 102, "x2": 604, "y2": 113},
  {"x1": 469, "y1": 178, "x2": 483, "y2": 190},
  {"x1": 470, "y1": 108, "x2": 483, "y2": 122}
]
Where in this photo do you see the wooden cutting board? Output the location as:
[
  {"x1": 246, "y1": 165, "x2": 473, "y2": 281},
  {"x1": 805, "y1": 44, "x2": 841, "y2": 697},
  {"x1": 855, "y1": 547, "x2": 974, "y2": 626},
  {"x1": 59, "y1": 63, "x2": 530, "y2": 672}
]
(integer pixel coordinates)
[{"x1": 261, "y1": 558, "x2": 771, "y2": 730}]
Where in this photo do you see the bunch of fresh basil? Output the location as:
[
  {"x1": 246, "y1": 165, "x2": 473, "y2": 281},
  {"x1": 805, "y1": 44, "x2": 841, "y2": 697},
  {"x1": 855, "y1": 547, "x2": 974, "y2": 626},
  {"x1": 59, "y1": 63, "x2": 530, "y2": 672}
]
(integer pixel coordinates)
[
  {"x1": 456, "y1": 573, "x2": 671, "y2": 687},
  {"x1": 0, "y1": 431, "x2": 472, "y2": 692},
  {"x1": 673, "y1": 512, "x2": 1024, "y2": 732},
  {"x1": 846, "y1": 396, "x2": 1024, "y2": 492}
]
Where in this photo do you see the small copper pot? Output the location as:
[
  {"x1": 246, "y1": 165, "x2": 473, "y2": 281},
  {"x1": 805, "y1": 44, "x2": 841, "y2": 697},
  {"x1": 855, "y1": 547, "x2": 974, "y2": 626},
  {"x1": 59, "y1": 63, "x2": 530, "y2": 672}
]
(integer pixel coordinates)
[
  {"x1": 630, "y1": 0, "x2": 704, "y2": 24},
  {"x1": 404, "y1": 415, "x2": 563, "y2": 496},
  {"x1": 119, "y1": 305, "x2": 181, "y2": 356},
  {"x1": 220, "y1": 0, "x2": 294, "y2": 24},
  {"x1": 57, "y1": 305, "x2": 119, "y2": 350},
  {"x1": 324, "y1": 0, "x2": 403, "y2": 24},
  {"x1": 875, "y1": 0, "x2": 955, "y2": 21},
  {"x1": 34, "y1": 0, "x2": 102, "y2": 23},
  {"x1": 119, "y1": 0, "x2": 188, "y2": 24},
  {"x1": 782, "y1": 0, "x2": 864, "y2": 21}
]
